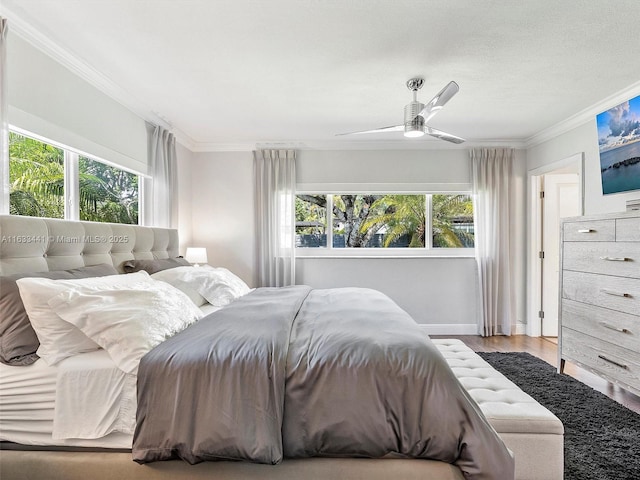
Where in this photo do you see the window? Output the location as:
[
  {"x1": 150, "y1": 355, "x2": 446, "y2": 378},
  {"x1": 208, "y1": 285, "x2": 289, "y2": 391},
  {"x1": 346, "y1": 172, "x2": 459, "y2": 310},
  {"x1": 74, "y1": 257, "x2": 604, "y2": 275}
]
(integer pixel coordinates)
[
  {"x1": 295, "y1": 193, "x2": 474, "y2": 255},
  {"x1": 295, "y1": 194, "x2": 328, "y2": 247},
  {"x1": 9, "y1": 132, "x2": 65, "y2": 218},
  {"x1": 9, "y1": 131, "x2": 140, "y2": 224},
  {"x1": 79, "y1": 157, "x2": 139, "y2": 224},
  {"x1": 431, "y1": 194, "x2": 475, "y2": 248}
]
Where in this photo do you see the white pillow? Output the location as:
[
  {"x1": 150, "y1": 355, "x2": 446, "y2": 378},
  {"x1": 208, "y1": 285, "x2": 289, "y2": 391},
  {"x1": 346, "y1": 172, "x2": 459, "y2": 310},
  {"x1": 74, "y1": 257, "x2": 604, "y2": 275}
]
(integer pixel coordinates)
[
  {"x1": 198, "y1": 266, "x2": 251, "y2": 307},
  {"x1": 152, "y1": 265, "x2": 250, "y2": 307},
  {"x1": 48, "y1": 279, "x2": 203, "y2": 374},
  {"x1": 151, "y1": 266, "x2": 207, "y2": 306},
  {"x1": 16, "y1": 272, "x2": 153, "y2": 366}
]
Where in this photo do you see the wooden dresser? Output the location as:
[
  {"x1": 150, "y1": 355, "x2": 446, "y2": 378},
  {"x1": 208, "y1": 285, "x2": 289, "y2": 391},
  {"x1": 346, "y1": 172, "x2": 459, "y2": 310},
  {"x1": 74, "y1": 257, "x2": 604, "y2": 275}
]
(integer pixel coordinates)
[{"x1": 559, "y1": 211, "x2": 640, "y2": 396}]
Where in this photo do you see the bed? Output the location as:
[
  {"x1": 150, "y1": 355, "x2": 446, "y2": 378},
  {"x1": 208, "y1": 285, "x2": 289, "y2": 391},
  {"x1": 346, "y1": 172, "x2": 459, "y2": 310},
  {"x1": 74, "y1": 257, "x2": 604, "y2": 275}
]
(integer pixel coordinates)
[{"x1": 0, "y1": 215, "x2": 514, "y2": 480}]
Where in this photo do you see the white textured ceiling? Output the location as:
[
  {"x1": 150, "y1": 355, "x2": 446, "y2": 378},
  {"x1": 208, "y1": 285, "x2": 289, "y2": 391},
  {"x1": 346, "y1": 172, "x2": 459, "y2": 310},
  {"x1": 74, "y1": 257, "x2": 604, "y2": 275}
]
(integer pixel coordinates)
[{"x1": 3, "y1": 0, "x2": 640, "y2": 150}]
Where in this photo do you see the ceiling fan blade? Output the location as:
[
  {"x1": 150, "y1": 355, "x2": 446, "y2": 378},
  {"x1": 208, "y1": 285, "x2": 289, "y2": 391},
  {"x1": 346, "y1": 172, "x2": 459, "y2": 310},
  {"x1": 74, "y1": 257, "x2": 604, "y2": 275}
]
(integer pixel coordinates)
[
  {"x1": 416, "y1": 81, "x2": 459, "y2": 123},
  {"x1": 336, "y1": 125, "x2": 404, "y2": 136},
  {"x1": 425, "y1": 127, "x2": 465, "y2": 144}
]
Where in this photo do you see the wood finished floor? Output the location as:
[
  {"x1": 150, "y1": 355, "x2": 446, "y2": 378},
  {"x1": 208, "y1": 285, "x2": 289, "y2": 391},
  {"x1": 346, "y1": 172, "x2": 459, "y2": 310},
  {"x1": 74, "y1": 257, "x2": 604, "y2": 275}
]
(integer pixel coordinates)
[{"x1": 431, "y1": 335, "x2": 640, "y2": 415}]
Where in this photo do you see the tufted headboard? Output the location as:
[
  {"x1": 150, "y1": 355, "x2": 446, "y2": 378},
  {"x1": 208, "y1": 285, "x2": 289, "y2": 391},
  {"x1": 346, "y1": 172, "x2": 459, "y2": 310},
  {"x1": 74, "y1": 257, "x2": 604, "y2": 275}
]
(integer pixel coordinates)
[{"x1": 0, "y1": 215, "x2": 179, "y2": 276}]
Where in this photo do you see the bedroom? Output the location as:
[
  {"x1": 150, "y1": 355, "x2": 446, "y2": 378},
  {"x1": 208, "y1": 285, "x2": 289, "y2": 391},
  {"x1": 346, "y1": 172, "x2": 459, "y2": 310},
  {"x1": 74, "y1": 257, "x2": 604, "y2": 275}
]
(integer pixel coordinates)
[{"x1": 1, "y1": 1, "x2": 639, "y2": 480}]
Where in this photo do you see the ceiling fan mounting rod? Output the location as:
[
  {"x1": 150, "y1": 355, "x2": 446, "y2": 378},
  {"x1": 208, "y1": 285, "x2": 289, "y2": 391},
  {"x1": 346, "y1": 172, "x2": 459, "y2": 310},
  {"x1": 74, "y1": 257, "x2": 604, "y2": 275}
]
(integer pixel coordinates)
[{"x1": 406, "y1": 77, "x2": 424, "y2": 103}]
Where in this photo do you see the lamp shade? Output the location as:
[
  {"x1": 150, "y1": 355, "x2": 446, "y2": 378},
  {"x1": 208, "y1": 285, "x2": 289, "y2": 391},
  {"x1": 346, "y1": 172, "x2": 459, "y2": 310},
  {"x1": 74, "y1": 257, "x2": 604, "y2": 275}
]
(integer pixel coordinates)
[{"x1": 185, "y1": 247, "x2": 208, "y2": 265}]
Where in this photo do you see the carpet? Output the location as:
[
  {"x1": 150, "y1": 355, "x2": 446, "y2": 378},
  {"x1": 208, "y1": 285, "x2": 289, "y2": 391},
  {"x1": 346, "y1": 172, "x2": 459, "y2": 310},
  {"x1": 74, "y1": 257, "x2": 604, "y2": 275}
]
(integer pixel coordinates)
[{"x1": 478, "y1": 352, "x2": 640, "y2": 480}]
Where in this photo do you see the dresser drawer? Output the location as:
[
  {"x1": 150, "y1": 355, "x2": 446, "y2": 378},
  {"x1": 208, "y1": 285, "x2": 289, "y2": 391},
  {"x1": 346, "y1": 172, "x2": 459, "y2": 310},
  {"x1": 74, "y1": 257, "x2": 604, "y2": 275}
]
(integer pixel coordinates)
[
  {"x1": 617, "y1": 216, "x2": 640, "y2": 241},
  {"x1": 562, "y1": 270, "x2": 640, "y2": 316},
  {"x1": 561, "y1": 299, "x2": 639, "y2": 352},
  {"x1": 562, "y1": 329, "x2": 640, "y2": 394},
  {"x1": 563, "y1": 219, "x2": 615, "y2": 242},
  {"x1": 563, "y1": 242, "x2": 640, "y2": 279}
]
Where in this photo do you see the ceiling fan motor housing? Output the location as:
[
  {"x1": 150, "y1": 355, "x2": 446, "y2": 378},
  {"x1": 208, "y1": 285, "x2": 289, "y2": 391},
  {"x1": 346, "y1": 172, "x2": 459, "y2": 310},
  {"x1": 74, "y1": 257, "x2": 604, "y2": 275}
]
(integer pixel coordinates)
[{"x1": 404, "y1": 101, "x2": 425, "y2": 136}]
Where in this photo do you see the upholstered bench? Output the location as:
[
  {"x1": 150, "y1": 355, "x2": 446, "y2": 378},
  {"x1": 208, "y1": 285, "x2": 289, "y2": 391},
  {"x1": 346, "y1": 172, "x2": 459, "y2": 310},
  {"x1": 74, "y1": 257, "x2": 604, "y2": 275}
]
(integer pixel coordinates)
[{"x1": 433, "y1": 339, "x2": 564, "y2": 480}]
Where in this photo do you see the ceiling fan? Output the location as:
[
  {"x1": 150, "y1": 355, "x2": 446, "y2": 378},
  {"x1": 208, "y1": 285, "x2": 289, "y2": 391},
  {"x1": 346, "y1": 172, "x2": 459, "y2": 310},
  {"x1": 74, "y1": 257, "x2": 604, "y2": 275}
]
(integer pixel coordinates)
[{"x1": 337, "y1": 78, "x2": 465, "y2": 144}]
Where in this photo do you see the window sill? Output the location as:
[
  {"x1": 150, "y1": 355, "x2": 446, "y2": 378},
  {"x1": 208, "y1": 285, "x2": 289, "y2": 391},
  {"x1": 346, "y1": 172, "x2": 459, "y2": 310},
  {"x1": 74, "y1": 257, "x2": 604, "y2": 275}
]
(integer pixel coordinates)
[{"x1": 295, "y1": 249, "x2": 475, "y2": 259}]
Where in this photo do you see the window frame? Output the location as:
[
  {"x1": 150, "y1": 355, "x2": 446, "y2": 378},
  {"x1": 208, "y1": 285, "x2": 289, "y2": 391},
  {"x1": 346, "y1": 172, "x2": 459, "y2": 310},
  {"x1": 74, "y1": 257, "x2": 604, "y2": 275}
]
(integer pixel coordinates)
[
  {"x1": 7, "y1": 127, "x2": 143, "y2": 225},
  {"x1": 295, "y1": 187, "x2": 475, "y2": 258}
]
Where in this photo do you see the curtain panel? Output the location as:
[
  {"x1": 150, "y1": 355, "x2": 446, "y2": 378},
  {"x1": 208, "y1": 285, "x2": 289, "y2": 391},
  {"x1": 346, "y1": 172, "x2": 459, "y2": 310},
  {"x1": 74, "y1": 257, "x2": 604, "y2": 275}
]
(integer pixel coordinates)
[
  {"x1": 254, "y1": 149, "x2": 296, "y2": 287},
  {"x1": 143, "y1": 124, "x2": 177, "y2": 228},
  {"x1": 0, "y1": 18, "x2": 8, "y2": 214},
  {"x1": 471, "y1": 147, "x2": 515, "y2": 336}
]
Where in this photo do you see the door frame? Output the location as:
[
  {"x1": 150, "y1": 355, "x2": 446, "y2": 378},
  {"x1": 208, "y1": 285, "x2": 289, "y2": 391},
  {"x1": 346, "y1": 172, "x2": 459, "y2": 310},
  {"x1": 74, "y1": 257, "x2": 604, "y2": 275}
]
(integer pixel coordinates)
[{"x1": 526, "y1": 153, "x2": 584, "y2": 337}]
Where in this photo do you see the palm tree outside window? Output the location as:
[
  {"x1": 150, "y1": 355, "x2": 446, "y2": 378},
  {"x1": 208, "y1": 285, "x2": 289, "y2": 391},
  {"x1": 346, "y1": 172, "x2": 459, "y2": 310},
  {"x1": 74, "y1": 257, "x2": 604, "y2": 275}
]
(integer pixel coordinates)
[{"x1": 295, "y1": 193, "x2": 474, "y2": 250}]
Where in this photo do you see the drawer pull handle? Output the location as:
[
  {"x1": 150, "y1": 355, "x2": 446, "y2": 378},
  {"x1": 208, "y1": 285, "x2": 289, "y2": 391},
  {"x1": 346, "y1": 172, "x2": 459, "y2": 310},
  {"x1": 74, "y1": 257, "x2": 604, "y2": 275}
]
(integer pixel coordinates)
[
  {"x1": 601, "y1": 289, "x2": 631, "y2": 298},
  {"x1": 597, "y1": 355, "x2": 628, "y2": 370},
  {"x1": 599, "y1": 322, "x2": 631, "y2": 334},
  {"x1": 578, "y1": 229, "x2": 595, "y2": 233},
  {"x1": 600, "y1": 256, "x2": 630, "y2": 262}
]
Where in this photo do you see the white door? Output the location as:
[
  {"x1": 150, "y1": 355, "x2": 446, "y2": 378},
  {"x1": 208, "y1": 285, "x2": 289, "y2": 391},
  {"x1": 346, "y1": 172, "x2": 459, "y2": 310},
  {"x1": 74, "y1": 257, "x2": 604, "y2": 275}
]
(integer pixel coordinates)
[{"x1": 541, "y1": 174, "x2": 580, "y2": 336}]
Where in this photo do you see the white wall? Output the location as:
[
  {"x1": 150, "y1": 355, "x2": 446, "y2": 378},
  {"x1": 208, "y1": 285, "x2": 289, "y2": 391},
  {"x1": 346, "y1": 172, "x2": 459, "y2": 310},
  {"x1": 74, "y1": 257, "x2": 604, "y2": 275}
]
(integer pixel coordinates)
[
  {"x1": 296, "y1": 257, "x2": 479, "y2": 332},
  {"x1": 297, "y1": 149, "x2": 471, "y2": 185},
  {"x1": 527, "y1": 121, "x2": 639, "y2": 215},
  {"x1": 7, "y1": 33, "x2": 147, "y2": 174},
  {"x1": 188, "y1": 151, "x2": 256, "y2": 286},
  {"x1": 184, "y1": 148, "x2": 528, "y2": 332},
  {"x1": 175, "y1": 143, "x2": 194, "y2": 253},
  {"x1": 510, "y1": 149, "x2": 528, "y2": 333}
]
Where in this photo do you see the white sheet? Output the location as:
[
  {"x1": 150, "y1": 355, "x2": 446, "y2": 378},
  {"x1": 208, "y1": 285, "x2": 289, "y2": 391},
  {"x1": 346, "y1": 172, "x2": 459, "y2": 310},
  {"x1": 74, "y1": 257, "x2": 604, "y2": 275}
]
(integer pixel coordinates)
[
  {"x1": 0, "y1": 302, "x2": 220, "y2": 448},
  {"x1": 53, "y1": 350, "x2": 136, "y2": 440},
  {"x1": 0, "y1": 351, "x2": 133, "y2": 448},
  {"x1": 0, "y1": 353, "x2": 56, "y2": 439}
]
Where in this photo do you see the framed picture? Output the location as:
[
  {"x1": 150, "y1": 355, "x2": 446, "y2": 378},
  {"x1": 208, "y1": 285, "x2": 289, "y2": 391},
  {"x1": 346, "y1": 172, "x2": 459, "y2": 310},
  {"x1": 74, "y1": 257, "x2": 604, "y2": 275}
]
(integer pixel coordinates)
[{"x1": 596, "y1": 94, "x2": 640, "y2": 195}]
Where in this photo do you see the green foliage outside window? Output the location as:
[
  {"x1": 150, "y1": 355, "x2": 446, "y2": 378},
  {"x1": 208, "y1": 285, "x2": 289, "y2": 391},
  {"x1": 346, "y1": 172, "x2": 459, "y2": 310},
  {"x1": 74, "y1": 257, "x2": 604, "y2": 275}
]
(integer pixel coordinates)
[
  {"x1": 361, "y1": 195, "x2": 426, "y2": 247},
  {"x1": 9, "y1": 132, "x2": 65, "y2": 218},
  {"x1": 79, "y1": 157, "x2": 138, "y2": 224},
  {"x1": 432, "y1": 194, "x2": 474, "y2": 248},
  {"x1": 9, "y1": 132, "x2": 138, "y2": 224}
]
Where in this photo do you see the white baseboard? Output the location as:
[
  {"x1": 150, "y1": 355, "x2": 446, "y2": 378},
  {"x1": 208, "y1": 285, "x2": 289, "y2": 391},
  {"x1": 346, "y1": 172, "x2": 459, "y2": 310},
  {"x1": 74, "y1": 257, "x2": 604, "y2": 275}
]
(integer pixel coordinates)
[
  {"x1": 418, "y1": 323, "x2": 528, "y2": 336},
  {"x1": 417, "y1": 324, "x2": 478, "y2": 336}
]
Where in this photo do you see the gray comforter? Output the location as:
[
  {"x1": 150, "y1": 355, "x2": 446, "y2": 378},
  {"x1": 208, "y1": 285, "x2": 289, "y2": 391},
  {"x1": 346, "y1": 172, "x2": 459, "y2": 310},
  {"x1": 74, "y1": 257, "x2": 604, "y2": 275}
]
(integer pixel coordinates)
[{"x1": 133, "y1": 286, "x2": 514, "y2": 480}]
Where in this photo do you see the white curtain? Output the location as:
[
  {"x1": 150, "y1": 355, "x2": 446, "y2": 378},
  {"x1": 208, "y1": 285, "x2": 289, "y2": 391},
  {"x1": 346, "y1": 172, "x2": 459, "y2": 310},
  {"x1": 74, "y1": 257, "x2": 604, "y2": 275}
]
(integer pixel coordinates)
[
  {"x1": 143, "y1": 124, "x2": 177, "y2": 228},
  {"x1": 0, "y1": 18, "x2": 9, "y2": 214},
  {"x1": 471, "y1": 147, "x2": 515, "y2": 336},
  {"x1": 254, "y1": 149, "x2": 296, "y2": 287}
]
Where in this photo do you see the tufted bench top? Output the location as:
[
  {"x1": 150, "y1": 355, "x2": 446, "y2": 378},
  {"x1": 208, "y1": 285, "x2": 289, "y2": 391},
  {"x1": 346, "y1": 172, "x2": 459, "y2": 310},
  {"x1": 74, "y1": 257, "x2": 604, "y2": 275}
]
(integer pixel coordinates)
[{"x1": 433, "y1": 339, "x2": 564, "y2": 435}]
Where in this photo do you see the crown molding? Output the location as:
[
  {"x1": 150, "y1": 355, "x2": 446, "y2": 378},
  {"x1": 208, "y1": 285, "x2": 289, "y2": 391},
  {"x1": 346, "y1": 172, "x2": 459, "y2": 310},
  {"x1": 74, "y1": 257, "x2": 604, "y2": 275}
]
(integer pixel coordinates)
[
  {"x1": 188, "y1": 142, "x2": 259, "y2": 152},
  {"x1": 526, "y1": 80, "x2": 640, "y2": 148},
  {"x1": 296, "y1": 138, "x2": 528, "y2": 151},
  {"x1": 189, "y1": 138, "x2": 527, "y2": 153},
  {"x1": 171, "y1": 129, "x2": 199, "y2": 151}
]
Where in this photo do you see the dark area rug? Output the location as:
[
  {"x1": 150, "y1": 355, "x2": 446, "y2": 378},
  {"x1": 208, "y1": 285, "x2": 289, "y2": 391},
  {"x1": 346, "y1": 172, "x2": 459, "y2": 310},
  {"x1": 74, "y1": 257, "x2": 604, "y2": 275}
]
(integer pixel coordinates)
[{"x1": 478, "y1": 352, "x2": 640, "y2": 480}]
